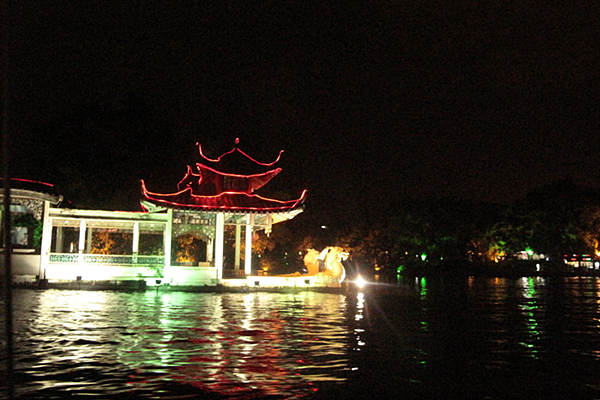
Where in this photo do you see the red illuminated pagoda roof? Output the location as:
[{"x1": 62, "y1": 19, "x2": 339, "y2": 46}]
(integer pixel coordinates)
[
  {"x1": 140, "y1": 140, "x2": 307, "y2": 213},
  {"x1": 177, "y1": 164, "x2": 282, "y2": 195},
  {"x1": 0, "y1": 177, "x2": 55, "y2": 191},
  {"x1": 141, "y1": 180, "x2": 307, "y2": 213},
  {"x1": 198, "y1": 137, "x2": 283, "y2": 166}
]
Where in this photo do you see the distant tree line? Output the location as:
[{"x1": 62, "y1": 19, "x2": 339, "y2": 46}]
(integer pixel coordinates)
[{"x1": 258, "y1": 180, "x2": 600, "y2": 275}]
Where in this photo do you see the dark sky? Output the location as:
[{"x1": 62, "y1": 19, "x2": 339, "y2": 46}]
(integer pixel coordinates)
[{"x1": 5, "y1": 2, "x2": 600, "y2": 223}]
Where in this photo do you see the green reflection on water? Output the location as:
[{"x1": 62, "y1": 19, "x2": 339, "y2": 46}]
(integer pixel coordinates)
[
  {"x1": 29, "y1": 289, "x2": 354, "y2": 398},
  {"x1": 519, "y1": 277, "x2": 542, "y2": 358},
  {"x1": 419, "y1": 277, "x2": 427, "y2": 298},
  {"x1": 526, "y1": 277, "x2": 536, "y2": 298}
]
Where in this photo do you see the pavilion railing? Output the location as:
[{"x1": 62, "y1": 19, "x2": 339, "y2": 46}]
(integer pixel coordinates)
[{"x1": 49, "y1": 253, "x2": 165, "y2": 266}]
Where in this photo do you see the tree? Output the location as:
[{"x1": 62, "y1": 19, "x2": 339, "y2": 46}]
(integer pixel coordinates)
[
  {"x1": 579, "y1": 205, "x2": 600, "y2": 257},
  {"x1": 91, "y1": 231, "x2": 132, "y2": 255}
]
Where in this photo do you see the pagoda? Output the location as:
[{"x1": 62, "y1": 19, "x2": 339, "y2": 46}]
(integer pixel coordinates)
[{"x1": 140, "y1": 138, "x2": 307, "y2": 284}]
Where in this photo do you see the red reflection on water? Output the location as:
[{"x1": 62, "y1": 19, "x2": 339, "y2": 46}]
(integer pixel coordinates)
[
  {"x1": 119, "y1": 293, "x2": 349, "y2": 399},
  {"x1": 167, "y1": 310, "x2": 315, "y2": 399}
]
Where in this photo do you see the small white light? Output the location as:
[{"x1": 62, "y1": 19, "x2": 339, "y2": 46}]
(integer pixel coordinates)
[{"x1": 355, "y1": 275, "x2": 367, "y2": 288}]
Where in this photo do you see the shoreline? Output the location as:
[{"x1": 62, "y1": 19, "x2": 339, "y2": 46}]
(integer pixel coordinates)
[
  {"x1": 5, "y1": 279, "x2": 347, "y2": 293},
  {"x1": 4, "y1": 271, "x2": 600, "y2": 294},
  {"x1": 390, "y1": 259, "x2": 600, "y2": 279}
]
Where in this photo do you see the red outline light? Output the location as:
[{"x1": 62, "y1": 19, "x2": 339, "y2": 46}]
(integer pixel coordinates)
[
  {"x1": 177, "y1": 165, "x2": 203, "y2": 190},
  {"x1": 197, "y1": 140, "x2": 284, "y2": 166},
  {"x1": 235, "y1": 148, "x2": 284, "y2": 166},
  {"x1": 0, "y1": 177, "x2": 54, "y2": 187},
  {"x1": 144, "y1": 141, "x2": 305, "y2": 213},
  {"x1": 176, "y1": 164, "x2": 282, "y2": 193},
  {"x1": 197, "y1": 143, "x2": 236, "y2": 162},
  {"x1": 141, "y1": 180, "x2": 307, "y2": 212},
  {"x1": 195, "y1": 163, "x2": 282, "y2": 179}
]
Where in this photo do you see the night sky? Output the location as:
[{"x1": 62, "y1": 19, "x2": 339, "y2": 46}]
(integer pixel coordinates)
[{"x1": 4, "y1": 2, "x2": 600, "y2": 225}]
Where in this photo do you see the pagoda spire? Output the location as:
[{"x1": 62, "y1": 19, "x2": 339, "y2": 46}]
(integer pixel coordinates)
[{"x1": 197, "y1": 138, "x2": 284, "y2": 167}]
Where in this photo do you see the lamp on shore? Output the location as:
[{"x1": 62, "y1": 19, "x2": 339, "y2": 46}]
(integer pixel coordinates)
[{"x1": 355, "y1": 275, "x2": 367, "y2": 289}]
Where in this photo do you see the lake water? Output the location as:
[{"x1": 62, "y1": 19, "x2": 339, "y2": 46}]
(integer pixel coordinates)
[{"x1": 1, "y1": 276, "x2": 600, "y2": 399}]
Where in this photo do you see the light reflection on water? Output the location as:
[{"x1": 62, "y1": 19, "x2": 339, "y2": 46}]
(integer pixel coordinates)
[
  {"x1": 0, "y1": 276, "x2": 600, "y2": 399},
  {"x1": 3, "y1": 290, "x2": 356, "y2": 399}
]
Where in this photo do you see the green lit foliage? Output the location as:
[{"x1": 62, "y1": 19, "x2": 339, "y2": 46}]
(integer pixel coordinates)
[
  {"x1": 290, "y1": 181, "x2": 600, "y2": 271},
  {"x1": 33, "y1": 222, "x2": 43, "y2": 250},
  {"x1": 12, "y1": 213, "x2": 38, "y2": 230},
  {"x1": 13, "y1": 214, "x2": 43, "y2": 250},
  {"x1": 386, "y1": 212, "x2": 428, "y2": 259},
  {"x1": 483, "y1": 220, "x2": 529, "y2": 258},
  {"x1": 139, "y1": 234, "x2": 163, "y2": 255},
  {"x1": 473, "y1": 180, "x2": 597, "y2": 262},
  {"x1": 383, "y1": 199, "x2": 481, "y2": 266}
]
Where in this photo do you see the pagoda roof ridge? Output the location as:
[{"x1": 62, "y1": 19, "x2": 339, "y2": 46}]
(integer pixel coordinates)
[
  {"x1": 0, "y1": 177, "x2": 60, "y2": 198},
  {"x1": 193, "y1": 163, "x2": 282, "y2": 179},
  {"x1": 175, "y1": 163, "x2": 282, "y2": 194},
  {"x1": 197, "y1": 138, "x2": 284, "y2": 167},
  {"x1": 141, "y1": 179, "x2": 307, "y2": 213},
  {"x1": 0, "y1": 177, "x2": 55, "y2": 188}
]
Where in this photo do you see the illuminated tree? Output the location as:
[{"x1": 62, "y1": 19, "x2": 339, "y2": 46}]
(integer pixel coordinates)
[
  {"x1": 579, "y1": 206, "x2": 600, "y2": 257},
  {"x1": 91, "y1": 231, "x2": 116, "y2": 254},
  {"x1": 91, "y1": 231, "x2": 132, "y2": 255},
  {"x1": 175, "y1": 234, "x2": 206, "y2": 264}
]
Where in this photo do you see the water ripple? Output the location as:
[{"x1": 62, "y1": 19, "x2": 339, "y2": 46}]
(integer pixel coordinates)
[{"x1": 1, "y1": 278, "x2": 600, "y2": 398}]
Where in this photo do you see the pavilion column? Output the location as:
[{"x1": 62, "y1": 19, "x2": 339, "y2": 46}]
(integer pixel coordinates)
[
  {"x1": 244, "y1": 214, "x2": 252, "y2": 276},
  {"x1": 78, "y1": 220, "x2": 86, "y2": 263},
  {"x1": 234, "y1": 223, "x2": 241, "y2": 272},
  {"x1": 163, "y1": 209, "x2": 172, "y2": 270},
  {"x1": 39, "y1": 202, "x2": 53, "y2": 279},
  {"x1": 55, "y1": 227, "x2": 64, "y2": 253},
  {"x1": 206, "y1": 238, "x2": 213, "y2": 262},
  {"x1": 85, "y1": 225, "x2": 93, "y2": 253},
  {"x1": 132, "y1": 222, "x2": 139, "y2": 263},
  {"x1": 215, "y1": 212, "x2": 224, "y2": 281}
]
